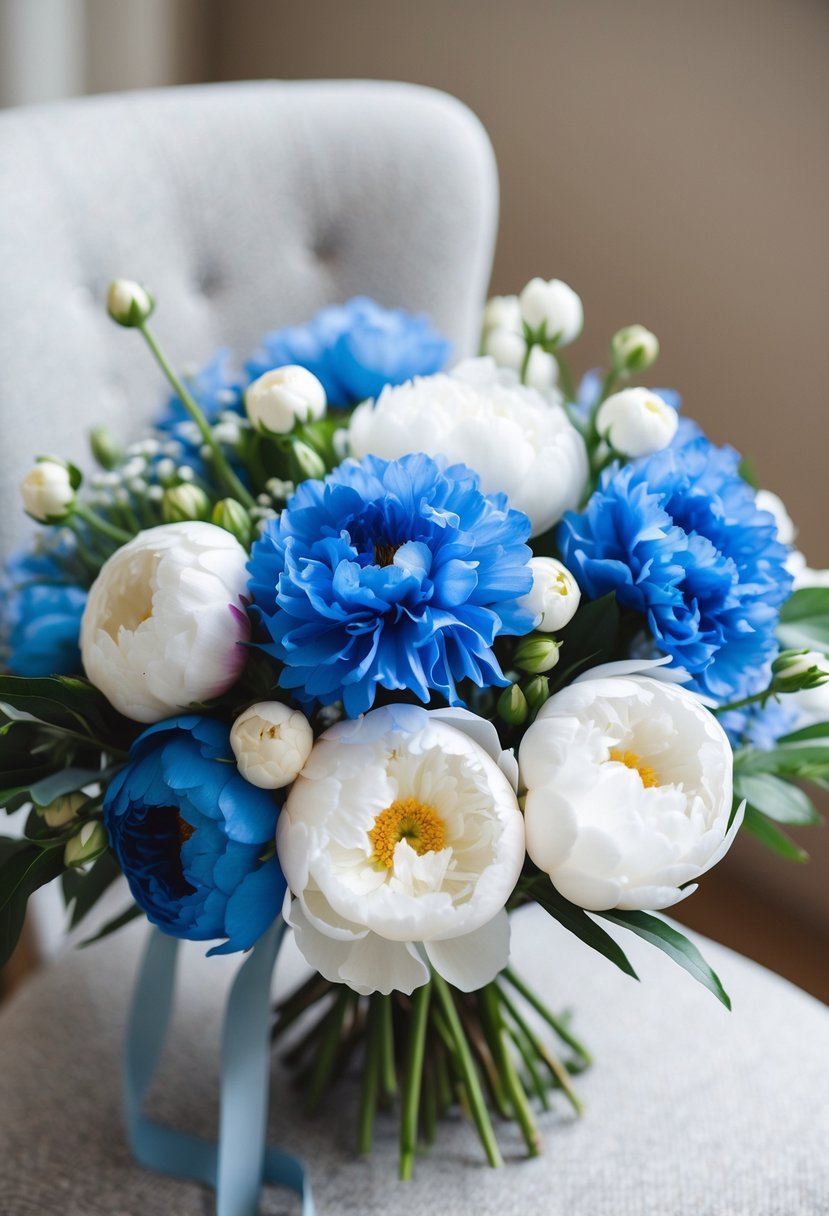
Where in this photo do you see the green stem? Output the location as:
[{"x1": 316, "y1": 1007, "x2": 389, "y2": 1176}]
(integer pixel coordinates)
[
  {"x1": 304, "y1": 988, "x2": 352, "y2": 1112},
  {"x1": 481, "y1": 986, "x2": 541, "y2": 1157},
  {"x1": 506, "y1": 1019, "x2": 551, "y2": 1111},
  {"x1": 496, "y1": 985, "x2": 583, "y2": 1116},
  {"x1": 712, "y1": 689, "x2": 773, "y2": 715},
  {"x1": 73, "y1": 505, "x2": 132, "y2": 545},
  {"x1": 378, "y1": 993, "x2": 397, "y2": 1098},
  {"x1": 503, "y1": 968, "x2": 593, "y2": 1065},
  {"x1": 431, "y1": 972, "x2": 503, "y2": 1169},
  {"x1": 519, "y1": 342, "x2": 533, "y2": 386},
  {"x1": 400, "y1": 981, "x2": 431, "y2": 1181},
  {"x1": 137, "y1": 321, "x2": 256, "y2": 509},
  {"x1": 553, "y1": 351, "x2": 578, "y2": 404},
  {"x1": 598, "y1": 367, "x2": 619, "y2": 404},
  {"x1": 358, "y1": 997, "x2": 382, "y2": 1154}
]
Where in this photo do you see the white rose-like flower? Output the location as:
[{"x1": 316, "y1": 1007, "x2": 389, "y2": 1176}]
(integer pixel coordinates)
[
  {"x1": 596, "y1": 387, "x2": 678, "y2": 457},
  {"x1": 517, "y1": 557, "x2": 581, "y2": 632},
  {"x1": 230, "y1": 701, "x2": 314, "y2": 789},
  {"x1": 278, "y1": 704, "x2": 526, "y2": 996},
  {"x1": 245, "y1": 365, "x2": 327, "y2": 434},
  {"x1": 348, "y1": 357, "x2": 588, "y2": 536},
  {"x1": 20, "y1": 459, "x2": 75, "y2": 522},
  {"x1": 519, "y1": 674, "x2": 742, "y2": 911},
  {"x1": 482, "y1": 294, "x2": 522, "y2": 334},
  {"x1": 519, "y1": 277, "x2": 583, "y2": 346},
  {"x1": 80, "y1": 521, "x2": 250, "y2": 723}
]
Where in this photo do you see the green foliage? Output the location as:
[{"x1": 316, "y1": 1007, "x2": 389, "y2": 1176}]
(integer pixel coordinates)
[
  {"x1": 777, "y1": 588, "x2": 829, "y2": 652},
  {"x1": 741, "y1": 805, "x2": 809, "y2": 863},
  {"x1": 548, "y1": 593, "x2": 620, "y2": 692},
  {"x1": 0, "y1": 841, "x2": 65, "y2": 968},
  {"x1": 529, "y1": 880, "x2": 638, "y2": 979},
  {"x1": 597, "y1": 909, "x2": 731, "y2": 1009}
]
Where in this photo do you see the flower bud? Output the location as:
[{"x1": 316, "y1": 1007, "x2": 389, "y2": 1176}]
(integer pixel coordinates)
[
  {"x1": 41, "y1": 791, "x2": 87, "y2": 829},
  {"x1": 106, "y1": 279, "x2": 154, "y2": 327},
  {"x1": 771, "y1": 649, "x2": 829, "y2": 692},
  {"x1": 497, "y1": 683, "x2": 529, "y2": 726},
  {"x1": 517, "y1": 557, "x2": 581, "y2": 633},
  {"x1": 519, "y1": 278, "x2": 583, "y2": 347},
  {"x1": 245, "y1": 365, "x2": 327, "y2": 435},
  {"x1": 522, "y1": 674, "x2": 550, "y2": 714},
  {"x1": 514, "y1": 634, "x2": 562, "y2": 674},
  {"x1": 212, "y1": 498, "x2": 253, "y2": 548},
  {"x1": 482, "y1": 328, "x2": 559, "y2": 393},
  {"x1": 596, "y1": 387, "x2": 678, "y2": 458},
  {"x1": 64, "y1": 820, "x2": 108, "y2": 868},
  {"x1": 20, "y1": 458, "x2": 76, "y2": 522},
  {"x1": 610, "y1": 325, "x2": 660, "y2": 373},
  {"x1": 290, "y1": 439, "x2": 327, "y2": 482},
  {"x1": 230, "y1": 701, "x2": 314, "y2": 789},
  {"x1": 162, "y1": 483, "x2": 211, "y2": 524},
  {"x1": 483, "y1": 294, "x2": 522, "y2": 334},
  {"x1": 89, "y1": 426, "x2": 123, "y2": 471}
]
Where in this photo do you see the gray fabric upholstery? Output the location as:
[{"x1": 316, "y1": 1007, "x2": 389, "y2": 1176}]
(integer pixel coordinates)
[
  {"x1": 0, "y1": 79, "x2": 497, "y2": 554},
  {"x1": 1, "y1": 903, "x2": 828, "y2": 1215}
]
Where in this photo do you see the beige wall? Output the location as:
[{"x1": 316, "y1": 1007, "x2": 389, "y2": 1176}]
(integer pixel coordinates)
[{"x1": 210, "y1": 0, "x2": 829, "y2": 565}]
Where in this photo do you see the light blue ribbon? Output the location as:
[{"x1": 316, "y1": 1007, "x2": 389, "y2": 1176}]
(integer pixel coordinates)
[{"x1": 123, "y1": 920, "x2": 314, "y2": 1215}]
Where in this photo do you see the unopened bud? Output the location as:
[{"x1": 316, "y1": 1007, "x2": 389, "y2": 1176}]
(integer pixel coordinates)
[
  {"x1": 64, "y1": 821, "x2": 108, "y2": 868},
  {"x1": 41, "y1": 791, "x2": 87, "y2": 829},
  {"x1": 290, "y1": 440, "x2": 326, "y2": 482},
  {"x1": 162, "y1": 483, "x2": 211, "y2": 524},
  {"x1": 497, "y1": 683, "x2": 529, "y2": 726},
  {"x1": 212, "y1": 498, "x2": 253, "y2": 548},
  {"x1": 20, "y1": 458, "x2": 78, "y2": 523},
  {"x1": 89, "y1": 427, "x2": 123, "y2": 471},
  {"x1": 610, "y1": 325, "x2": 660, "y2": 374},
  {"x1": 245, "y1": 366, "x2": 327, "y2": 435},
  {"x1": 514, "y1": 634, "x2": 562, "y2": 674},
  {"x1": 772, "y1": 649, "x2": 829, "y2": 693},
  {"x1": 522, "y1": 675, "x2": 550, "y2": 714},
  {"x1": 106, "y1": 279, "x2": 154, "y2": 327}
]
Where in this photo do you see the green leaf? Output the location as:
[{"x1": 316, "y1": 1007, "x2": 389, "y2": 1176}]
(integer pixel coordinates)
[
  {"x1": 777, "y1": 720, "x2": 829, "y2": 745},
  {"x1": 0, "y1": 675, "x2": 136, "y2": 749},
  {"x1": 743, "y1": 805, "x2": 809, "y2": 862},
  {"x1": 734, "y1": 772, "x2": 822, "y2": 826},
  {"x1": 79, "y1": 902, "x2": 142, "y2": 948},
  {"x1": 62, "y1": 851, "x2": 121, "y2": 930},
  {"x1": 0, "y1": 842, "x2": 64, "y2": 968},
  {"x1": 531, "y1": 882, "x2": 639, "y2": 979},
  {"x1": 777, "y1": 588, "x2": 829, "y2": 652},
  {"x1": 597, "y1": 909, "x2": 731, "y2": 1009},
  {"x1": 549, "y1": 593, "x2": 620, "y2": 691},
  {"x1": 733, "y1": 741, "x2": 829, "y2": 777}
]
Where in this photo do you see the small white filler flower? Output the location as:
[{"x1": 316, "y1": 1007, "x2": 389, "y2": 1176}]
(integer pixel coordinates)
[
  {"x1": 278, "y1": 704, "x2": 526, "y2": 996},
  {"x1": 348, "y1": 357, "x2": 588, "y2": 536},
  {"x1": 245, "y1": 365, "x2": 327, "y2": 434},
  {"x1": 516, "y1": 556, "x2": 581, "y2": 632},
  {"x1": 80, "y1": 521, "x2": 250, "y2": 723},
  {"x1": 519, "y1": 671, "x2": 742, "y2": 911},
  {"x1": 230, "y1": 701, "x2": 314, "y2": 790},
  {"x1": 596, "y1": 387, "x2": 678, "y2": 458}
]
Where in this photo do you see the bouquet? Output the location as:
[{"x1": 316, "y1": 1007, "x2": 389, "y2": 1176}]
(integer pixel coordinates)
[{"x1": 1, "y1": 276, "x2": 826, "y2": 1196}]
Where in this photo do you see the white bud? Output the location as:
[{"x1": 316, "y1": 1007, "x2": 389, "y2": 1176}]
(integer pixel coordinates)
[
  {"x1": 106, "y1": 279, "x2": 154, "y2": 327},
  {"x1": 596, "y1": 387, "x2": 678, "y2": 457},
  {"x1": 20, "y1": 459, "x2": 76, "y2": 522},
  {"x1": 517, "y1": 557, "x2": 582, "y2": 633},
  {"x1": 230, "y1": 701, "x2": 314, "y2": 789},
  {"x1": 610, "y1": 325, "x2": 660, "y2": 373},
  {"x1": 482, "y1": 326, "x2": 525, "y2": 371},
  {"x1": 245, "y1": 365, "x2": 327, "y2": 434},
  {"x1": 519, "y1": 278, "x2": 583, "y2": 346},
  {"x1": 64, "y1": 821, "x2": 108, "y2": 868},
  {"x1": 42, "y1": 791, "x2": 87, "y2": 829},
  {"x1": 482, "y1": 294, "x2": 522, "y2": 334}
]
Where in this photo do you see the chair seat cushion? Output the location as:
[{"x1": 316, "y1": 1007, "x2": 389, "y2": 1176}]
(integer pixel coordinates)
[{"x1": 1, "y1": 903, "x2": 827, "y2": 1215}]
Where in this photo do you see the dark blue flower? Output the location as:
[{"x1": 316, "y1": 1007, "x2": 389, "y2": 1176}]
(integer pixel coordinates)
[
  {"x1": 1, "y1": 546, "x2": 87, "y2": 676},
  {"x1": 246, "y1": 297, "x2": 451, "y2": 407},
  {"x1": 558, "y1": 420, "x2": 792, "y2": 703},
  {"x1": 104, "y1": 716, "x2": 284, "y2": 955},
  {"x1": 247, "y1": 453, "x2": 535, "y2": 716}
]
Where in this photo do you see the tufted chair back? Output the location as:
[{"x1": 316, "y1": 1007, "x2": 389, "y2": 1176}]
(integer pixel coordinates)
[{"x1": 0, "y1": 79, "x2": 497, "y2": 555}]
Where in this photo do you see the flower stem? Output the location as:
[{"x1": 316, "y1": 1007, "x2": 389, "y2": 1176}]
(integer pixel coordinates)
[
  {"x1": 553, "y1": 351, "x2": 578, "y2": 404},
  {"x1": 304, "y1": 987, "x2": 353, "y2": 1113},
  {"x1": 431, "y1": 972, "x2": 503, "y2": 1169},
  {"x1": 137, "y1": 321, "x2": 256, "y2": 509},
  {"x1": 72, "y1": 504, "x2": 133, "y2": 545},
  {"x1": 378, "y1": 992, "x2": 397, "y2": 1099},
  {"x1": 495, "y1": 984, "x2": 583, "y2": 1115},
  {"x1": 712, "y1": 689, "x2": 772, "y2": 715},
  {"x1": 503, "y1": 967, "x2": 593, "y2": 1065},
  {"x1": 399, "y1": 981, "x2": 431, "y2": 1181},
  {"x1": 480, "y1": 985, "x2": 541, "y2": 1157},
  {"x1": 358, "y1": 996, "x2": 382, "y2": 1154}
]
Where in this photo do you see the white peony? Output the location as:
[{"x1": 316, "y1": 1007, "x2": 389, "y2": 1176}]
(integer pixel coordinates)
[
  {"x1": 519, "y1": 673, "x2": 741, "y2": 911},
  {"x1": 596, "y1": 387, "x2": 677, "y2": 457},
  {"x1": 80, "y1": 521, "x2": 250, "y2": 723},
  {"x1": 20, "y1": 459, "x2": 75, "y2": 522},
  {"x1": 517, "y1": 556, "x2": 581, "y2": 632},
  {"x1": 230, "y1": 701, "x2": 314, "y2": 789},
  {"x1": 518, "y1": 278, "x2": 583, "y2": 346},
  {"x1": 348, "y1": 357, "x2": 588, "y2": 536},
  {"x1": 278, "y1": 704, "x2": 525, "y2": 996},
  {"x1": 245, "y1": 365, "x2": 327, "y2": 434}
]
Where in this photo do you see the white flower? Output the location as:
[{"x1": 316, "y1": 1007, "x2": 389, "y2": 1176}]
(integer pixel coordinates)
[
  {"x1": 755, "y1": 489, "x2": 797, "y2": 546},
  {"x1": 278, "y1": 704, "x2": 525, "y2": 995},
  {"x1": 519, "y1": 278, "x2": 583, "y2": 346},
  {"x1": 106, "y1": 279, "x2": 154, "y2": 327},
  {"x1": 80, "y1": 521, "x2": 250, "y2": 723},
  {"x1": 596, "y1": 387, "x2": 678, "y2": 457},
  {"x1": 483, "y1": 294, "x2": 522, "y2": 334},
  {"x1": 519, "y1": 673, "x2": 741, "y2": 911},
  {"x1": 245, "y1": 365, "x2": 327, "y2": 434},
  {"x1": 348, "y1": 357, "x2": 588, "y2": 536},
  {"x1": 20, "y1": 460, "x2": 75, "y2": 522},
  {"x1": 230, "y1": 701, "x2": 314, "y2": 789},
  {"x1": 517, "y1": 557, "x2": 581, "y2": 632},
  {"x1": 482, "y1": 327, "x2": 559, "y2": 393},
  {"x1": 610, "y1": 325, "x2": 660, "y2": 373}
]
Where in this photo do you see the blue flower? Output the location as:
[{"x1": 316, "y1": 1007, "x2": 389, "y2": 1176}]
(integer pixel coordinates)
[
  {"x1": 247, "y1": 453, "x2": 535, "y2": 716},
  {"x1": 246, "y1": 297, "x2": 451, "y2": 407},
  {"x1": 1, "y1": 546, "x2": 87, "y2": 677},
  {"x1": 558, "y1": 420, "x2": 792, "y2": 703},
  {"x1": 104, "y1": 716, "x2": 285, "y2": 955},
  {"x1": 721, "y1": 698, "x2": 802, "y2": 751}
]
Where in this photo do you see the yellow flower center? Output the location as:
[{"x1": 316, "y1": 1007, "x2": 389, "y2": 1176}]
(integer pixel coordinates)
[
  {"x1": 609, "y1": 748, "x2": 659, "y2": 789},
  {"x1": 368, "y1": 797, "x2": 447, "y2": 868}
]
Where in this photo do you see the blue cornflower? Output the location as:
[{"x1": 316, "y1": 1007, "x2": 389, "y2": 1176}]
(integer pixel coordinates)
[
  {"x1": 247, "y1": 453, "x2": 535, "y2": 716},
  {"x1": 246, "y1": 297, "x2": 451, "y2": 407},
  {"x1": 104, "y1": 716, "x2": 284, "y2": 955},
  {"x1": 1, "y1": 546, "x2": 87, "y2": 677},
  {"x1": 558, "y1": 421, "x2": 792, "y2": 703}
]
